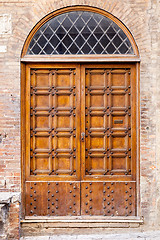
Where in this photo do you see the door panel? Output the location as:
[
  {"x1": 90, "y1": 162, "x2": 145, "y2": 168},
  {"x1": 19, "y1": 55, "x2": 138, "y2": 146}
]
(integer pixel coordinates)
[
  {"x1": 80, "y1": 64, "x2": 137, "y2": 216},
  {"x1": 24, "y1": 63, "x2": 137, "y2": 217},
  {"x1": 25, "y1": 64, "x2": 81, "y2": 217},
  {"x1": 81, "y1": 65, "x2": 136, "y2": 180},
  {"x1": 26, "y1": 65, "x2": 81, "y2": 181}
]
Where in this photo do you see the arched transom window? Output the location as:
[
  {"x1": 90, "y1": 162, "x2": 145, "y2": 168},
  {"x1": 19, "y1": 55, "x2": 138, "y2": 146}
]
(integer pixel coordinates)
[{"x1": 27, "y1": 11, "x2": 134, "y2": 55}]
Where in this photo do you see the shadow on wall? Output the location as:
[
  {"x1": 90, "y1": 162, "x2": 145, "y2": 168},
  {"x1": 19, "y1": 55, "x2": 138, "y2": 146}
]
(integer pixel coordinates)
[
  {"x1": 0, "y1": 203, "x2": 9, "y2": 239},
  {"x1": 157, "y1": 197, "x2": 160, "y2": 226}
]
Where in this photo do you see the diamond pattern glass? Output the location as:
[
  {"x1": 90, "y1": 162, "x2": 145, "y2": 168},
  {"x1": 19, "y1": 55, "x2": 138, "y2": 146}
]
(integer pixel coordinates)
[{"x1": 27, "y1": 11, "x2": 134, "y2": 55}]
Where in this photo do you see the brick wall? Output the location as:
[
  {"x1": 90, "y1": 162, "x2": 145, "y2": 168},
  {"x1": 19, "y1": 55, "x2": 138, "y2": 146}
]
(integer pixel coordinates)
[
  {"x1": 0, "y1": 0, "x2": 160, "y2": 239},
  {"x1": 7, "y1": 202, "x2": 20, "y2": 239}
]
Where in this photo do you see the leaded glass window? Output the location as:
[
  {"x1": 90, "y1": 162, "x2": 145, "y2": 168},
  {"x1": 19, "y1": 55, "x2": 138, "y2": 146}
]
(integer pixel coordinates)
[{"x1": 27, "y1": 11, "x2": 134, "y2": 55}]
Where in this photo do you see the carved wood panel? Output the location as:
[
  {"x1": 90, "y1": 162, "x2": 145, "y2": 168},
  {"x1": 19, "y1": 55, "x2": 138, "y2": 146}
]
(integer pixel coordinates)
[
  {"x1": 28, "y1": 66, "x2": 80, "y2": 178},
  {"x1": 83, "y1": 68, "x2": 132, "y2": 177}
]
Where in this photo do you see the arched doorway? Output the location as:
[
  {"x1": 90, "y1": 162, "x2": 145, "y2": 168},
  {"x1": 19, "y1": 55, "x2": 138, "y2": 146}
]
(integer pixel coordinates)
[{"x1": 21, "y1": 6, "x2": 140, "y2": 219}]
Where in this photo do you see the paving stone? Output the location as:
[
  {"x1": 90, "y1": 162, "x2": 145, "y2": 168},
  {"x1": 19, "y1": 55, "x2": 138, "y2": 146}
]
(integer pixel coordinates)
[{"x1": 20, "y1": 231, "x2": 160, "y2": 240}]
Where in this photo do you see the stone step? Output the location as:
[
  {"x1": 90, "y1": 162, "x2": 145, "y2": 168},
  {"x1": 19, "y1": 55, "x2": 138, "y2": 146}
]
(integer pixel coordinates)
[{"x1": 20, "y1": 231, "x2": 160, "y2": 240}]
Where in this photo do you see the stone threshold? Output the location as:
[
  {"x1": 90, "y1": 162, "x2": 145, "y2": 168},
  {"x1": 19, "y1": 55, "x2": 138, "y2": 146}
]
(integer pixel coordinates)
[{"x1": 21, "y1": 216, "x2": 143, "y2": 228}]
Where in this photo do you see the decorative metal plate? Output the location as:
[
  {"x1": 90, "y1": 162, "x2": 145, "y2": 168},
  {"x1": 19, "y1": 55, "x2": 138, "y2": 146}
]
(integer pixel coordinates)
[{"x1": 27, "y1": 11, "x2": 134, "y2": 55}]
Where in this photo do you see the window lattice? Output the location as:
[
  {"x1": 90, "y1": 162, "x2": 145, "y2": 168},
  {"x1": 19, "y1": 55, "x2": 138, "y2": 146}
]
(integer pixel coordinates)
[{"x1": 27, "y1": 11, "x2": 134, "y2": 55}]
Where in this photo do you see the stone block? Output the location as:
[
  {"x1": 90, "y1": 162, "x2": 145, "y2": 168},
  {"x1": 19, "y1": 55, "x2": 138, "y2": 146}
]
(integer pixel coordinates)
[
  {"x1": 0, "y1": 46, "x2": 7, "y2": 53},
  {"x1": 0, "y1": 14, "x2": 12, "y2": 34}
]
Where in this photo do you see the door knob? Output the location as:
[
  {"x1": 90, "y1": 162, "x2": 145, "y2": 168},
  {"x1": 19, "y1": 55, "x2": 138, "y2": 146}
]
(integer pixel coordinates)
[{"x1": 81, "y1": 132, "x2": 85, "y2": 142}]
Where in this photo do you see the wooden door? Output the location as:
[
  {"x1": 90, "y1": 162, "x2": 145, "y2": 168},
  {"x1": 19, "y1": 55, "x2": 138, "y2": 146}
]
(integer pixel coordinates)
[
  {"x1": 80, "y1": 64, "x2": 137, "y2": 216},
  {"x1": 23, "y1": 63, "x2": 137, "y2": 217}
]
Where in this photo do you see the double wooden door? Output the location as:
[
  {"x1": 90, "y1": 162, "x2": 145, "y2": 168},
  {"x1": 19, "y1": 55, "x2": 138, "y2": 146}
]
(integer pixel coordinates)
[{"x1": 24, "y1": 63, "x2": 137, "y2": 217}]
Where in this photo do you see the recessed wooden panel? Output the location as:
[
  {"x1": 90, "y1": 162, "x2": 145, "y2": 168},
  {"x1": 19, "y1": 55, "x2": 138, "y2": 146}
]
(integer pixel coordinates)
[
  {"x1": 90, "y1": 94, "x2": 104, "y2": 107},
  {"x1": 111, "y1": 93, "x2": 126, "y2": 108},
  {"x1": 111, "y1": 71, "x2": 127, "y2": 87},
  {"x1": 57, "y1": 156, "x2": 71, "y2": 170},
  {"x1": 57, "y1": 95, "x2": 70, "y2": 107},
  {"x1": 56, "y1": 72, "x2": 72, "y2": 87},
  {"x1": 35, "y1": 72, "x2": 50, "y2": 87},
  {"x1": 90, "y1": 136, "x2": 104, "y2": 149},
  {"x1": 111, "y1": 135, "x2": 128, "y2": 150},
  {"x1": 57, "y1": 136, "x2": 71, "y2": 149},
  {"x1": 90, "y1": 156, "x2": 105, "y2": 170},
  {"x1": 35, "y1": 114, "x2": 49, "y2": 129},
  {"x1": 36, "y1": 94, "x2": 50, "y2": 108},
  {"x1": 35, "y1": 135, "x2": 50, "y2": 150},
  {"x1": 35, "y1": 155, "x2": 50, "y2": 171},
  {"x1": 111, "y1": 114, "x2": 127, "y2": 129},
  {"x1": 30, "y1": 154, "x2": 52, "y2": 175},
  {"x1": 57, "y1": 115, "x2": 71, "y2": 128},
  {"x1": 89, "y1": 71, "x2": 105, "y2": 86},
  {"x1": 90, "y1": 115, "x2": 104, "y2": 128},
  {"x1": 112, "y1": 156, "x2": 128, "y2": 170},
  {"x1": 55, "y1": 155, "x2": 75, "y2": 174}
]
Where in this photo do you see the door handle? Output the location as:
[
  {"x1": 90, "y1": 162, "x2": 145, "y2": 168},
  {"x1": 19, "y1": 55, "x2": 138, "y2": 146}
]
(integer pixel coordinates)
[{"x1": 81, "y1": 132, "x2": 85, "y2": 142}]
